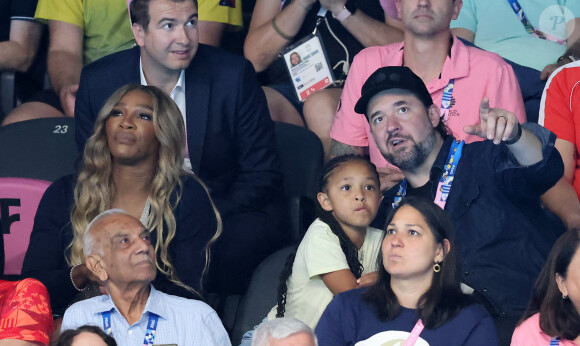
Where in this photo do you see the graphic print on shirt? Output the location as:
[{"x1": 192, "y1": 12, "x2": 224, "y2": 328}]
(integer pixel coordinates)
[{"x1": 355, "y1": 330, "x2": 429, "y2": 346}]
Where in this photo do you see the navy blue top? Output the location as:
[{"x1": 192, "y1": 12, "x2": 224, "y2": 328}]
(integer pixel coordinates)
[
  {"x1": 373, "y1": 123, "x2": 565, "y2": 316},
  {"x1": 315, "y1": 287, "x2": 500, "y2": 346},
  {"x1": 21, "y1": 174, "x2": 218, "y2": 315}
]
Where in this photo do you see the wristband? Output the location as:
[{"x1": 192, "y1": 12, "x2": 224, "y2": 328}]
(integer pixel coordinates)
[
  {"x1": 557, "y1": 54, "x2": 578, "y2": 64},
  {"x1": 271, "y1": 17, "x2": 295, "y2": 41},
  {"x1": 333, "y1": 0, "x2": 357, "y2": 22},
  {"x1": 333, "y1": 7, "x2": 352, "y2": 22},
  {"x1": 504, "y1": 122, "x2": 522, "y2": 145},
  {"x1": 70, "y1": 264, "x2": 86, "y2": 291}
]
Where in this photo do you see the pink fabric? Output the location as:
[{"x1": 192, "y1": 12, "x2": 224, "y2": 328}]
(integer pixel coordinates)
[
  {"x1": 330, "y1": 36, "x2": 526, "y2": 168},
  {"x1": 511, "y1": 313, "x2": 578, "y2": 346},
  {"x1": 379, "y1": 0, "x2": 399, "y2": 19},
  {"x1": 0, "y1": 178, "x2": 51, "y2": 275}
]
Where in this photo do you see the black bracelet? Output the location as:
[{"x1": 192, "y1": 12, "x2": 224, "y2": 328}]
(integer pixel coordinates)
[
  {"x1": 504, "y1": 122, "x2": 522, "y2": 145},
  {"x1": 557, "y1": 54, "x2": 578, "y2": 64}
]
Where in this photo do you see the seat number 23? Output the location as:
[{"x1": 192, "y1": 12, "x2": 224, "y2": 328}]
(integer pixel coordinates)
[{"x1": 53, "y1": 125, "x2": 68, "y2": 134}]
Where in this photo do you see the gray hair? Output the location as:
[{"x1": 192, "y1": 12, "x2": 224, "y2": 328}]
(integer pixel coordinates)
[
  {"x1": 83, "y1": 209, "x2": 130, "y2": 258},
  {"x1": 252, "y1": 318, "x2": 318, "y2": 346}
]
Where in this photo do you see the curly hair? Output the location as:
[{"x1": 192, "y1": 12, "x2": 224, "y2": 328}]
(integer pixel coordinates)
[{"x1": 68, "y1": 84, "x2": 221, "y2": 296}]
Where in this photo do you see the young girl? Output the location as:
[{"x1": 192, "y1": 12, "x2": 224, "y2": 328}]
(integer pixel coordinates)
[
  {"x1": 240, "y1": 155, "x2": 383, "y2": 344},
  {"x1": 272, "y1": 155, "x2": 383, "y2": 328}
]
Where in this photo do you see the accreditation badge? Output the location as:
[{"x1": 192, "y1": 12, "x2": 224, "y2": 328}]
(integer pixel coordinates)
[{"x1": 282, "y1": 33, "x2": 335, "y2": 102}]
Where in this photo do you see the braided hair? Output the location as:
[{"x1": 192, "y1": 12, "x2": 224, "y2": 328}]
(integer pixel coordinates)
[{"x1": 276, "y1": 155, "x2": 379, "y2": 317}]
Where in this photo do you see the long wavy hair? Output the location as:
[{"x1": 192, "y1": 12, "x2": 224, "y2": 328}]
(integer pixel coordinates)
[
  {"x1": 68, "y1": 84, "x2": 222, "y2": 296},
  {"x1": 276, "y1": 155, "x2": 379, "y2": 317},
  {"x1": 519, "y1": 229, "x2": 580, "y2": 340},
  {"x1": 363, "y1": 197, "x2": 472, "y2": 329}
]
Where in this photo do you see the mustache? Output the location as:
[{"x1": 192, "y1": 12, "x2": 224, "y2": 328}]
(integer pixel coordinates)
[
  {"x1": 412, "y1": 9, "x2": 435, "y2": 16},
  {"x1": 387, "y1": 133, "x2": 413, "y2": 142},
  {"x1": 136, "y1": 252, "x2": 155, "y2": 264}
]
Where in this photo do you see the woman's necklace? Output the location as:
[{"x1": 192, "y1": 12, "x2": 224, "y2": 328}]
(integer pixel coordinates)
[{"x1": 139, "y1": 197, "x2": 151, "y2": 226}]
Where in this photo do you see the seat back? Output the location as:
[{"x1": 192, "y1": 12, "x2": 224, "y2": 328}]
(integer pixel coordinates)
[
  {"x1": 274, "y1": 122, "x2": 323, "y2": 241},
  {"x1": 231, "y1": 246, "x2": 295, "y2": 344},
  {"x1": 0, "y1": 71, "x2": 16, "y2": 119},
  {"x1": 0, "y1": 117, "x2": 79, "y2": 182},
  {"x1": 0, "y1": 178, "x2": 51, "y2": 276}
]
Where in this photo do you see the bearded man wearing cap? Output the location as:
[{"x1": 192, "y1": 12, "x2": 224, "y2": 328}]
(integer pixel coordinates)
[{"x1": 360, "y1": 66, "x2": 565, "y2": 345}]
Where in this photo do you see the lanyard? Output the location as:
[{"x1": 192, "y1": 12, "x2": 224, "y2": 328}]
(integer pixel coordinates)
[
  {"x1": 550, "y1": 337, "x2": 560, "y2": 346},
  {"x1": 393, "y1": 140, "x2": 464, "y2": 209},
  {"x1": 101, "y1": 310, "x2": 160, "y2": 346},
  {"x1": 440, "y1": 79, "x2": 455, "y2": 121},
  {"x1": 403, "y1": 319, "x2": 425, "y2": 346},
  {"x1": 506, "y1": 0, "x2": 566, "y2": 45}
]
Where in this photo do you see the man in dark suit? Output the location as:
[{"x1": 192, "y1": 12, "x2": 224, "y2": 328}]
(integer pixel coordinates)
[{"x1": 74, "y1": 0, "x2": 288, "y2": 294}]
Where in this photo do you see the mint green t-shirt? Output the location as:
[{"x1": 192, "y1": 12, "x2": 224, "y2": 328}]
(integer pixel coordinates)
[{"x1": 451, "y1": 0, "x2": 580, "y2": 71}]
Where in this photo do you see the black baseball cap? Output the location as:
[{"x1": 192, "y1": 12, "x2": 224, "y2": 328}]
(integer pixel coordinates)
[{"x1": 354, "y1": 66, "x2": 433, "y2": 116}]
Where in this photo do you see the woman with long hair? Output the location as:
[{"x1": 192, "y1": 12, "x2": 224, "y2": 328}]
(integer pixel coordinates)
[
  {"x1": 315, "y1": 197, "x2": 499, "y2": 345},
  {"x1": 511, "y1": 229, "x2": 580, "y2": 345},
  {"x1": 22, "y1": 84, "x2": 221, "y2": 315}
]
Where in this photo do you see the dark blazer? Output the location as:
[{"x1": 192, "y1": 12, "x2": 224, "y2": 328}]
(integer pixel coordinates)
[{"x1": 75, "y1": 45, "x2": 284, "y2": 217}]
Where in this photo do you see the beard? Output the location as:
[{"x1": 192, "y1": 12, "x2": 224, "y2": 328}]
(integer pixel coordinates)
[{"x1": 383, "y1": 129, "x2": 437, "y2": 171}]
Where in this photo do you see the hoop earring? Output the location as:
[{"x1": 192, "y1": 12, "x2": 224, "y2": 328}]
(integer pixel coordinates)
[
  {"x1": 433, "y1": 262, "x2": 441, "y2": 273},
  {"x1": 563, "y1": 294, "x2": 568, "y2": 300}
]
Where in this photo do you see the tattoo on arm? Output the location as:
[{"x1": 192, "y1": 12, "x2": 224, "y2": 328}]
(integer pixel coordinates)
[{"x1": 329, "y1": 139, "x2": 369, "y2": 159}]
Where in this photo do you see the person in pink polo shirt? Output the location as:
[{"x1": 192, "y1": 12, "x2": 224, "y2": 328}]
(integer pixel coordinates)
[{"x1": 329, "y1": 0, "x2": 525, "y2": 191}]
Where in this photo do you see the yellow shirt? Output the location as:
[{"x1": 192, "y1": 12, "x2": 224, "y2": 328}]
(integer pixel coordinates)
[{"x1": 35, "y1": 0, "x2": 134, "y2": 65}]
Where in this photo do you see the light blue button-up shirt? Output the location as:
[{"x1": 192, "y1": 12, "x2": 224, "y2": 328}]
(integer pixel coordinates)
[{"x1": 61, "y1": 285, "x2": 231, "y2": 346}]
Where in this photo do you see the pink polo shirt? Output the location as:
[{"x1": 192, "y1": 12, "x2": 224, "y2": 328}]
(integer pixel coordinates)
[
  {"x1": 511, "y1": 313, "x2": 578, "y2": 346},
  {"x1": 330, "y1": 36, "x2": 526, "y2": 168}
]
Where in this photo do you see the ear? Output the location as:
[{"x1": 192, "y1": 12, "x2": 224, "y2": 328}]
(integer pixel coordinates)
[
  {"x1": 86, "y1": 255, "x2": 109, "y2": 282},
  {"x1": 556, "y1": 273, "x2": 568, "y2": 297},
  {"x1": 317, "y1": 192, "x2": 334, "y2": 212},
  {"x1": 434, "y1": 239, "x2": 450, "y2": 263},
  {"x1": 395, "y1": 0, "x2": 402, "y2": 18},
  {"x1": 428, "y1": 104, "x2": 441, "y2": 128},
  {"x1": 452, "y1": 0, "x2": 463, "y2": 21},
  {"x1": 132, "y1": 23, "x2": 145, "y2": 47}
]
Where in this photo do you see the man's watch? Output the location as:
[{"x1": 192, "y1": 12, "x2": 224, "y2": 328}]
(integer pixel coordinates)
[
  {"x1": 333, "y1": 0, "x2": 357, "y2": 22},
  {"x1": 557, "y1": 54, "x2": 578, "y2": 65}
]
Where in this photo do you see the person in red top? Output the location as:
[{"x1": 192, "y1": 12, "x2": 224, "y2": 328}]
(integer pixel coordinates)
[
  {"x1": 538, "y1": 60, "x2": 580, "y2": 229},
  {"x1": 0, "y1": 278, "x2": 53, "y2": 345}
]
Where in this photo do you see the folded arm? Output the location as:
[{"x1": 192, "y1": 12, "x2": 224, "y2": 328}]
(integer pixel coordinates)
[{"x1": 0, "y1": 20, "x2": 43, "y2": 72}]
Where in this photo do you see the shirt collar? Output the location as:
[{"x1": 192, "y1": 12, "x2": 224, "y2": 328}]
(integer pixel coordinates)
[
  {"x1": 139, "y1": 58, "x2": 186, "y2": 95},
  {"x1": 95, "y1": 284, "x2": 168, "y2": 320},
  {"x1": 430, "y1": 136, "x2": 456, "y2": 183},
  {"x1": 392, "y1": 35, "x2": 470, "y2": 88},
  {"x1": 143, "y1": 285, "x2": 167, "y2": 319}
]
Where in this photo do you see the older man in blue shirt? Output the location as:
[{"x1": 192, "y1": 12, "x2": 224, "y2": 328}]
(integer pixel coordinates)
[
  {"x1": 60, "y1": 209, "x2": 231, "y2": 346},
  {"x1": 359, "y1": 66, "x2": 565, "y2": 346}
]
